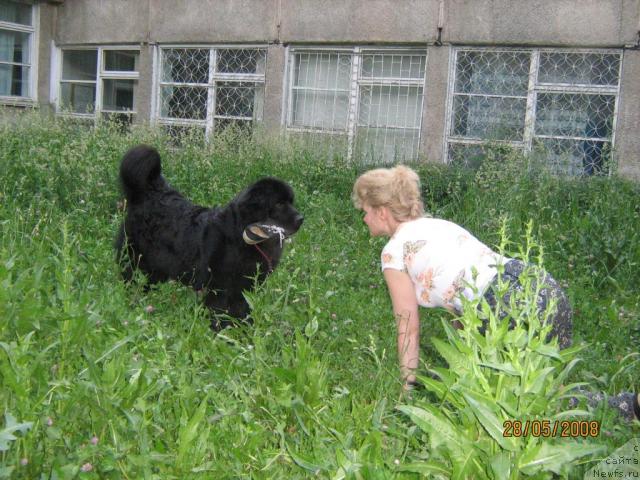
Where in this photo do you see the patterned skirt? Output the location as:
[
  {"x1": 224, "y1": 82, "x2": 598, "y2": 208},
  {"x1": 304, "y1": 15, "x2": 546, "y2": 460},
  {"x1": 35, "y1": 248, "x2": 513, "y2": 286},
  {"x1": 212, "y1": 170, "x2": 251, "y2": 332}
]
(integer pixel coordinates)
[{"x1": 480, "y1": 259, "x2": 573, "y2": 349}]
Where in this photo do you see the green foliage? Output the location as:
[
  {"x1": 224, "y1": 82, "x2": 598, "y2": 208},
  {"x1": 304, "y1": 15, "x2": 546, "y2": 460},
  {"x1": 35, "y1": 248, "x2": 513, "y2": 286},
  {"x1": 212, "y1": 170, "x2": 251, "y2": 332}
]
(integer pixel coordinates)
[{"x1": 0, "y1": 111, "x2": 638, "y2": 477}]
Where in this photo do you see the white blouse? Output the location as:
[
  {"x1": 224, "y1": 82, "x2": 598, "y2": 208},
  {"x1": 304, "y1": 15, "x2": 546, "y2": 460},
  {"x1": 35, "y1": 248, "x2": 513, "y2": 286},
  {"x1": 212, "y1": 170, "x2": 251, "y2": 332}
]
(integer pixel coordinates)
[{"x1": 381, "y1": 217, "x2": 507, "y2": 313}]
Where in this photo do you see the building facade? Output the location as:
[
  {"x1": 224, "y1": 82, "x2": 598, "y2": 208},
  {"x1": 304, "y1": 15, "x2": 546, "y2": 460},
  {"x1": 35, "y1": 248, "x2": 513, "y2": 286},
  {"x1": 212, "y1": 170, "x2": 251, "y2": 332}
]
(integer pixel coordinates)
[{"x1": 2, "y1": 0, "x2": 639, "y2": 177}]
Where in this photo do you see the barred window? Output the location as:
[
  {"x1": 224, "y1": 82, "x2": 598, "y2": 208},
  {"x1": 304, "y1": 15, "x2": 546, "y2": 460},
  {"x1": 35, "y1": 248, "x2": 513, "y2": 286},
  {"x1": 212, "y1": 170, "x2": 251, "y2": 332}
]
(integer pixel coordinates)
[
  {"x1": 58, "y1": 48, "x2": 139, "y2": 123},
  {"x1": 287, "y1": 48, "x2": 426, "y2": 163},
  {"x1": 156, "y1": 47, "x2": 266, "y2": 137},
  {"x1": 447, "y1": 48, "x2": 622, "y2": 175},
  {"x1": 0, "y1": 0, "x2": 35, "y2": 101}
]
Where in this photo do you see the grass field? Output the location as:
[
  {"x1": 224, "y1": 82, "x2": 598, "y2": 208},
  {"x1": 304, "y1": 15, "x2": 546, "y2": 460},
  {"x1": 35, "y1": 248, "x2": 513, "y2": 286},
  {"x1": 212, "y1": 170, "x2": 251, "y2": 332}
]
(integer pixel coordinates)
[{"x1": 0, "y1": 113, "x2": 638, "y2": 478}]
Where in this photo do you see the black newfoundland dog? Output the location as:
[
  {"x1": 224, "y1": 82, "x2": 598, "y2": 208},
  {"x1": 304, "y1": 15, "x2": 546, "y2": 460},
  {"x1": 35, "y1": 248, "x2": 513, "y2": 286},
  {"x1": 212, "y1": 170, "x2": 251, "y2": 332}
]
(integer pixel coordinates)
[{"x1": 115, "y1": 145, "x2": 303, "y2": 329}]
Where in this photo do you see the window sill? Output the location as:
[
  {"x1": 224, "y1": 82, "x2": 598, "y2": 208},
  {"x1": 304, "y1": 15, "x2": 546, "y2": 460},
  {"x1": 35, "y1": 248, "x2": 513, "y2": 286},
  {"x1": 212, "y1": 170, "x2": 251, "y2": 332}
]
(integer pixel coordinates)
[{"x1": 0, "y1": 98, "x2": 38, "y2": 109}]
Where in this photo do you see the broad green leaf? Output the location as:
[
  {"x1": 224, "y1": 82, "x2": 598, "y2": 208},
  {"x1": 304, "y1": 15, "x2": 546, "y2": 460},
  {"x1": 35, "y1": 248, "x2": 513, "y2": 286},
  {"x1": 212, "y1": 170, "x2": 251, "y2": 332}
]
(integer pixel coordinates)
[
  {"x1": 496, "y1": 399, "x2": 519, "y2": 419},
  {"x1": 416, "y1": 375, "x2": 466, "y2": 410},
  {"x1": 285, "y1": 443, "x2": 325, "y2": 474},
  {"x1": 531, "y1": 343, "x2": 562, "y2": 360},
  {"x1": 519, "y1": 441, "x2": 604, "y2": 474},
  {"x1": 398, "y1": 461, "x2": 451, "y2": 476},
  {"x1": 479, "y1": 361, "x2": 520, "y2": 376},
  {"x1": 460, "y1": 390, "x2": 518, "y2": 452},
  {"x1": 397, "y1": 404, "x2": 470, "y2": 454},
  {"x1": 490, "y1": 451, "x2": 512, "y2": 479},
  {"x1": 177, "y1": 395, "x2": 209, "y2": 467},
  {"x1": 451, "y1": 447, "x2": 480, "y2": 480},
  {"x1": 304, "y1": 316, "x2": 318, "y2": 337},
  {"x1": 0, "y1": 413, "x2": 33, "y2": 452},
  {"x1": 432, "y1": 338, "x2": 470, "y2": 372},
  {"x1": 523, "y1": 366, "x2": 555, "y2": 394}
]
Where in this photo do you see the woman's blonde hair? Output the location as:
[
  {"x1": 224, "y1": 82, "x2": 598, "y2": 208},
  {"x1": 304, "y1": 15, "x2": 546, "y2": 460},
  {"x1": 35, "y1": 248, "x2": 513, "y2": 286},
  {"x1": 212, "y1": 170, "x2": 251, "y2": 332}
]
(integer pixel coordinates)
[{"x1": 352, "y1": 165, "x2": 424, "y2": 221}]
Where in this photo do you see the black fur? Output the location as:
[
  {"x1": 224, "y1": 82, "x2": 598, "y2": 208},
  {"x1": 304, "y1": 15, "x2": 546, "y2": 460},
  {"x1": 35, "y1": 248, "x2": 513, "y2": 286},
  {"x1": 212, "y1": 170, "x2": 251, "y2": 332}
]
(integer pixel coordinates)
[{"x1": 115, "y1": 145, "x2": 303, "y2": 329}]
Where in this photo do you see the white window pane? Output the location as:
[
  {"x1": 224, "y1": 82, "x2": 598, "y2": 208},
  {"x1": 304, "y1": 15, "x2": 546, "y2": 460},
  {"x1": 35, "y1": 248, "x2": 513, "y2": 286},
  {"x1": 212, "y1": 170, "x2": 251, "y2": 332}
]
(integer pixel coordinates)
[
  {"x1": 358, "y1": 85, "x2": 422, "y2": 129},
  {"x1": 356, "y1": 127, "x2": 420, "y2": 164},
  {"x1": 102, "y1": 79, "x2": 137, "y2": 111},
  {"x1": 162, "y1": 49, "x2": 208, "y2": 84},
  {"x1": 452, "y1": 95, "x2": 526, "y2": 141},
  {"x1": 215, "y1": 81, "x2": 263, "y2": 119},
  {"x1": 62, "y1": 50, "x2": 97, "y2": 81},
  {"x1": 361, "y1": 53, "x2": 425, "y2": 79},
  {"x1": 447, "y1": 143, "x2": 486, "y2": 168},
  {"x1": 104, "y1": 50, "x2": 138, "y2": 72},
  {"x1": 533, "y1": 138, "x2": 612, "y2": 175},
  {"x1": 160, "y1": 85, "x2": 207, "y2": 120},
  {"x1": 0, "y1": 29, "x2": 30, "y2": 63},
  {"x1": 538, "y1": 52, "x2": 620, "y2": 87},
  {"x1": 535, "y1": 93, "x2": 615, "y2": 139},
  {"x1": 60, "y1": 82, "x2": 96, "y2": 113},
  {"x1": 455, "y1": 50, "x2": 530, "y2": 96},
  {"x1": 0, "y1": 1, "x2": 31, "y2": 25},
  {"x1": 291, "y1": 89, "x2": 350, "y2": 130},
  {"x1": 217, "y1": 49, "x2": 266, "y2": 75},
  {"x1": 294, "y1": 52, "x2": 351, "y2": 90},
  {"x1": 0, "y1": 63, "x2": 28, "y2": 96}
]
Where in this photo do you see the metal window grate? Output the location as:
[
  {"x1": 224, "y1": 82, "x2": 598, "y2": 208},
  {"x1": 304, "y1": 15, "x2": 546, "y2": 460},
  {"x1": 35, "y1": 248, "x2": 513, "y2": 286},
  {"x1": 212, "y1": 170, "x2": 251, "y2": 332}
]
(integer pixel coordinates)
[
  {"x1": 447, "y1": 48, "x2": 622, "y2": 175},
  {"x1": 287, "y1": 48, "x2": 426, "y2": 163},
  {"x1": 156, "y1": 46, "x2": 266, "y2": 136}
]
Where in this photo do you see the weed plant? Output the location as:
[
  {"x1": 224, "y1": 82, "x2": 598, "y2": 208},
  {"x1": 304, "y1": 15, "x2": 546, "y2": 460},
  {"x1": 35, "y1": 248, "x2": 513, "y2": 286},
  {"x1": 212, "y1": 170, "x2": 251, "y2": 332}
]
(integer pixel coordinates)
[{"x1": 0, "y1": 111, "x2": 638, "y2": 478}]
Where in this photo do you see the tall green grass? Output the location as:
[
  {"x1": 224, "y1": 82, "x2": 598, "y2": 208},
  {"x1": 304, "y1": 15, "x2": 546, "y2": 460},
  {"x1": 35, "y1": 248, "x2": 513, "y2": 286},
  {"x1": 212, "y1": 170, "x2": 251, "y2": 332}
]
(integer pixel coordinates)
[{"x1": 0, "y1": 111, "x2": 638, "y2": 478}]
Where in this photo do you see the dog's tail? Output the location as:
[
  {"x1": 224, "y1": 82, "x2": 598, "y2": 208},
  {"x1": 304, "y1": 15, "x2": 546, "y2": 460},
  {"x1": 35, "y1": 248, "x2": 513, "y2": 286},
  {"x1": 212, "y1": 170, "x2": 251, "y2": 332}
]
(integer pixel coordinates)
[{"x1": 119, "y1": 145, "x2": 163, "y2": 203}]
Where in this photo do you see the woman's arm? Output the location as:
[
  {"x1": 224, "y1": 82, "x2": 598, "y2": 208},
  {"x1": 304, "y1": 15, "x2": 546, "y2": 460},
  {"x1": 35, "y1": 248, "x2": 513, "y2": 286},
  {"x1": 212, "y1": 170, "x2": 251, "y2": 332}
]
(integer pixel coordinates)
[{"x1": 383, "y1": 268, "x2": 420, "y2": 388}]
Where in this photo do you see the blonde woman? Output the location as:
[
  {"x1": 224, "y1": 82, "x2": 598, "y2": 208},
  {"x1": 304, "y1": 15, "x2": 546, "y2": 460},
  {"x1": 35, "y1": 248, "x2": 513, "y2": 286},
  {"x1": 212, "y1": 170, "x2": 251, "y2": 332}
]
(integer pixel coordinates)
[{"x1": 352, "y1": 165, "x2": 638, "y2": 420}]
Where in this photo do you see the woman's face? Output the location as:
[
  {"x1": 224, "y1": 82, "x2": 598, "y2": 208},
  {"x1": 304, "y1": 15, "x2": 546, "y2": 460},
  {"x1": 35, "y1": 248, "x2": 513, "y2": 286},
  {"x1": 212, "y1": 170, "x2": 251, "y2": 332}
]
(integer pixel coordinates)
[{"x1": 362, "y1": 204, "x2": 388, "y2": 237}]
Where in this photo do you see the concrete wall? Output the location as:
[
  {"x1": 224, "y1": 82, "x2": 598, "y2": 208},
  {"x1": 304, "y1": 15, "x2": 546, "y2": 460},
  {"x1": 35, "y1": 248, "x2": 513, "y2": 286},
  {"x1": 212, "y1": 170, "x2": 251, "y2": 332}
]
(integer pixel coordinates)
[
  {"x1": 6, "y1": 0, "x2": 640, "y2": 177},
  {"x1": 52, "y1": 0, "x2": 640, "y2": 47},
  {"x1": 35, "y1": 4, "x2": 58, "y2": 112},
  {"x1": 445, "y1": 0, "x2": 637, "y2": 47},
  {"x1": 279, "y1": 0, "x2": 438, "y2": 44},
  {"x1": 616, "y1": 49, "x2": 640, "y2": 180}
]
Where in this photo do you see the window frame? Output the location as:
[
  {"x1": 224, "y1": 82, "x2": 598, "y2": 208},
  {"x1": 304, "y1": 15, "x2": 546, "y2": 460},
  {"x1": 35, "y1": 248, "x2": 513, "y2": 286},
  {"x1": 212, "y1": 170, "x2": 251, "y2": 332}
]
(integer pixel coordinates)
[
  {"x1": 0, "y1": 1, "x2": 38, "y2": 104},
  {"x1": 284, "y1": 45, "x2": 428, "y2": 162},
  {"x1": 54, "y1": 45, "x2": 140, "y2": 121},
  {"x1": 444, "y1": 46, "x2": 623, "y2": 174},
  {"x1": 151, "y1": 44, "x2": 268, "y2": 137}
]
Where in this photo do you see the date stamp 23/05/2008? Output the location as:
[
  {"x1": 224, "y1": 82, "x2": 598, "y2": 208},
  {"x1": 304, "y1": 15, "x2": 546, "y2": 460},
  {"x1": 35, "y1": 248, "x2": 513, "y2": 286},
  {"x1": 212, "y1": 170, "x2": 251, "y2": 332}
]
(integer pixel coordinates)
[{"x1": 503, "y1": 420, "x2": 600, "y2": 438}]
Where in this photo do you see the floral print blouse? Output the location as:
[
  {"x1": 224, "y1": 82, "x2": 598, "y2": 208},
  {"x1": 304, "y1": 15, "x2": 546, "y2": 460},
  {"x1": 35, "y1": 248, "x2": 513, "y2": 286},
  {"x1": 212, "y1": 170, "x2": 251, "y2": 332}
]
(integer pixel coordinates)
[{"x1": 381, "y1": 217, "x2": 507, "y2": 313}]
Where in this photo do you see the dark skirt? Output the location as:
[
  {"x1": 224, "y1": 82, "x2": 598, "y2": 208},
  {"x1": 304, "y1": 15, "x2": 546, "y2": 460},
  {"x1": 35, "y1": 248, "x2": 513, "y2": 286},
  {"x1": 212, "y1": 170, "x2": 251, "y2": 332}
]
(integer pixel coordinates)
[{"x1": 480, "y1": 259, "x2": 573, "y2": 349}]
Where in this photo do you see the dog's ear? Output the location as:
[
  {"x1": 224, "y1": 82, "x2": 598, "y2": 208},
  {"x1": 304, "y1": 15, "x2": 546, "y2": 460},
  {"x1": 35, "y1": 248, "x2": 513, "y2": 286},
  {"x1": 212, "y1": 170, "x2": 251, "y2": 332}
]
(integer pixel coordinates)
[{"x1": 242, "y1": 223, "x2": 285, "y2": 245}]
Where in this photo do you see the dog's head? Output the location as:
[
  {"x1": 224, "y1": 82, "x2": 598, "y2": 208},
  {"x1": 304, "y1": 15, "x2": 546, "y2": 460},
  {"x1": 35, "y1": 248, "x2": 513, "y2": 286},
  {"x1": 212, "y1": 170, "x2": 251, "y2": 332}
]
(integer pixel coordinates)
[{"x1": 235, "y1": 178, "x2": 303, "y2": 240}]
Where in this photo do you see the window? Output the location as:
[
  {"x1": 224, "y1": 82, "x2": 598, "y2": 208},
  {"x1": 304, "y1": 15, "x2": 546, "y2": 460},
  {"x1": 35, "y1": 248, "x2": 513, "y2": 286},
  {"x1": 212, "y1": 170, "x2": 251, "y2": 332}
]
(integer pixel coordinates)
[
  {"x1": 58, "y1": 47, "x2": 139, "y2": 122},
  {"x1": 447, "y1": 48, "x2": 622, "y2": 175},
  {"x1": 155, "y1": 47, "x2": 266, "y2": 136},
  {"x1": 0, "y1": 0, "x2": 35, "y2": 101},
  {"x1": 286, "y1": 47, "x2": 427, "y2": 163}
]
